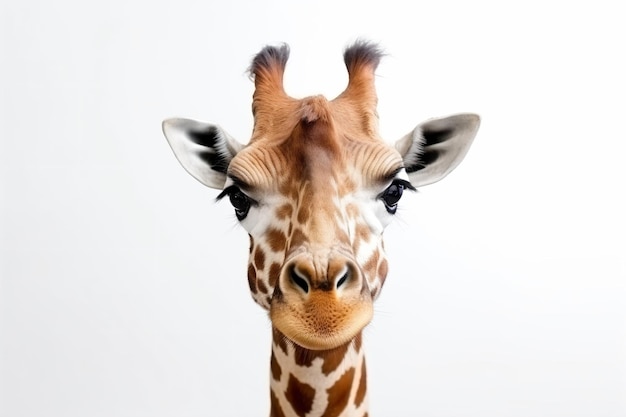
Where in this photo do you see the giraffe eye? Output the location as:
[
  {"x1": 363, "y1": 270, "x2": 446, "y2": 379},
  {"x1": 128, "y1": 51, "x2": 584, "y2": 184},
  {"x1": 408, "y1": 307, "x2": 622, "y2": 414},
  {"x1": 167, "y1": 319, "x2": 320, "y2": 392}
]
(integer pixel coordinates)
[
  {"x1": 229, "y1": 189, "x2": 251, "y2": 220},
  {"x1": 380, "y1": 184, "x2": 403, "y2": 214},
  {"x1": 379, "y1": 180, "x2": 413, "y2": 215},
  {"x1": 217, "y1": 186, "x2": 253, "y2": 220}
]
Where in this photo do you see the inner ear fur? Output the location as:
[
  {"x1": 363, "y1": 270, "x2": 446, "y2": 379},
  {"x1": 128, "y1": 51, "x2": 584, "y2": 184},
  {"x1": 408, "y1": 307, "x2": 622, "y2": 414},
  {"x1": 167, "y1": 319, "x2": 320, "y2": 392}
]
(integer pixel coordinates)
[
  {"x1": 395, "y1": 113, "x2": 480, "y2": 187},
  {"x1": 162, "y1": 118, "x2": 243, "y2": 189}
]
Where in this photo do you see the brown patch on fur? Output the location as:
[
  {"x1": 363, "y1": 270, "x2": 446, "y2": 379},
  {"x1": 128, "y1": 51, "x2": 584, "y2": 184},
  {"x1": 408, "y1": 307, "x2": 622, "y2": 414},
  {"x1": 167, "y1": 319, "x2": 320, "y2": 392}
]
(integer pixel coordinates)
[
  {"x1": 257, "y1": 278, "x2": 268, "y2": 294},
  {"x1": 269, "y1": 262, "x2": 281, "y2": 287},
  {"x1": 289, "y1": 228, "x2": 307, "y2": 250},
  {"x1": 285, "y1": 374, "x2": 316, "y2": 415},
  {"x1": 292, "y1": 340, "x2": 351, "y2": 376},
  {"x1": 377, "y1": 258, "x2": 388, "y2": 283},
  {"x1": 353, "y1": 223, "x2": 370, "y2": 253},
  {"x1": 355, "y1": 223, "x2": 370, "y2": 245},
  {"x1": 248, "y1": 265, "x2": 258, "y2": 293},
  {"x1": 320, "y1": 367, "x2": 355, "y2": 417},
  {"x1": 297, "y1": 204, "x2": 311, "y2": 225},
  {"x1": 270, "y1": 350, "x2": 282, "y2": 381},
  {"x1": 254, "y1": 246, "x2": 266, "y2": 271},
  {"x1": 354, "y1": 333, "x2": 362, "y2": 352},
  {"x1": 337, "y1": 230, "x2": 351, "y2": 247},
  {"x1": 337, "y1": 174, "x2": 356, "y2": 195},
  {"x1": 266, "y1": 228, "x2": 287, "y2": 253},
  {"x1": 270, "y1": 389, "x2": 286, "y2": 417},
  {"x1": 345, "y1": 203, "x2": 360, "y2": 219},
  {"x1": 273, "y1": 327, "x2": 288, "y2": 355},
  {"x1": 249, "y1": 235, "x2": 254, "y2": 253},
  {"x1": 355, "y1": 358, "x2": 367, "y2": 407},
  {"x1": 275, "y1": 203, "x2": 293, "y2": 220},
  {"x1": 321, "y1": 343, "x2": 350, "y2": 375},
  {"x1": 362, "y1": 251, "x2": 379, "y2": 281},
  {"x1": 278, "y1": 176, "x2": 302, "y2": 202},
  {"x1": 293, "y1": 345, "x2": 316, "y2": 368}
]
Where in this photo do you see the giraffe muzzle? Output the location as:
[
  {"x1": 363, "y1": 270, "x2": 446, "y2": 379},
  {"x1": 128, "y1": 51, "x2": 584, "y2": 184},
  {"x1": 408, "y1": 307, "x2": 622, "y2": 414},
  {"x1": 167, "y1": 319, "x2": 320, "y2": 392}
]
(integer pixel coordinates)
[{"x1": 269, "y1": 252, "x2": 373, "y2": 350}]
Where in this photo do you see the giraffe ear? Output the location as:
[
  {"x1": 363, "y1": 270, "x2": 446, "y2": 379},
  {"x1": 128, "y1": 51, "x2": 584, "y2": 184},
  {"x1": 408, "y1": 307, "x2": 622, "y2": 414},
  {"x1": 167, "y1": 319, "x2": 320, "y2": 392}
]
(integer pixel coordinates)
[
  {"x1": 395, "y1": 113, "x2": 480, "y2": 187},
  {"x1": 162, "y1": 118, "x2": 244, "y2": 189}
]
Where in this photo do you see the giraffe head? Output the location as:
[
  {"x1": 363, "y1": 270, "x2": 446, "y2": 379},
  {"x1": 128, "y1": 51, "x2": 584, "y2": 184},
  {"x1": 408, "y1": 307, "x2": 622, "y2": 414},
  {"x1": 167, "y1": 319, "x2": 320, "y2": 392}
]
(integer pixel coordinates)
[{"x1": 163, "y1": 41, "x2": 479, "y2": 351}]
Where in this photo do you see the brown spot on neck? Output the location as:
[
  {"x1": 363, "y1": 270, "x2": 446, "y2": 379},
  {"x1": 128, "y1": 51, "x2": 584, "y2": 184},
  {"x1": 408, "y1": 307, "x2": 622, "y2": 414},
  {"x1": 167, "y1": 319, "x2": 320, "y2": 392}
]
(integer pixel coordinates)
[
  {"x1": 270, "y1": 350, "x2": 282, "y2": 381},
  {"x1": 354, "y1": 333, "x2": 362, "y2": 352},
  {"x1": 320, "y1": 367, "x2": 356, "y2": 417},
  {"x1": 272, "y1": 327, "x2": 288, "y2": 355},
  {"x1": 270, "y1": 389, "x2": 286, "y2": 417},
  {"x1": 293, "y1": 339, "x2": 351, "y2": 376},
  {"x1": 285, "y1": 374, "x2": 316, "y2": 415},
  {"x1": 354, "y1": 359, "x2": 367, "y2": 407}
]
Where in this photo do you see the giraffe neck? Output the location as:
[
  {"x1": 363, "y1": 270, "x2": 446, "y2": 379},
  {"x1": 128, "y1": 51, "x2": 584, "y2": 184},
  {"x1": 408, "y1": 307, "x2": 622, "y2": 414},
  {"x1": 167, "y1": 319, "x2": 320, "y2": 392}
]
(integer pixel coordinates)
[{"x1": 269, "y1": 328, "x2": 368, "y2": 417}]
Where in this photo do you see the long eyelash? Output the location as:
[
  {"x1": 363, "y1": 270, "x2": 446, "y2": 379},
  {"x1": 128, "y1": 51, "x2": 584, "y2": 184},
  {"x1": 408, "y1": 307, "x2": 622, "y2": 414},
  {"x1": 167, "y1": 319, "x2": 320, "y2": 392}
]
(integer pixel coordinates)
[
  {"x1": 216, "y1": 185, "x2": 240, "y2": 201},
  {"x1": 216, "y1": 186, "x2": 259, "y2": 207},
  {"x1": 393, "y1": 179, "x2": 416, "y2": 191}
]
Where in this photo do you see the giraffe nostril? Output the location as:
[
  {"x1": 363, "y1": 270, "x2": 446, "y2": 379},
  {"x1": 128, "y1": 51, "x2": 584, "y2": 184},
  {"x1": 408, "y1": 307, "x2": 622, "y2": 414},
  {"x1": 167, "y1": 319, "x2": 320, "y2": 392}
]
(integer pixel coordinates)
[
  {"x1": 336, "y1": 271, "x2": 349, "y2": 289},
  {"x1": 290, "y1": 268, "x2": 309, "y2": 293}
]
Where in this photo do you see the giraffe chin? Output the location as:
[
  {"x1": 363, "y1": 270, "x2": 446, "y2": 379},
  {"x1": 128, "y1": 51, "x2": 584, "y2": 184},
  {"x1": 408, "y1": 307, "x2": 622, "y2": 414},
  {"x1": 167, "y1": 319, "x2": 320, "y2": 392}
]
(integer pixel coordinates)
[{"x1": 270, "y1": 302, "x2": 374, "y2": 351}]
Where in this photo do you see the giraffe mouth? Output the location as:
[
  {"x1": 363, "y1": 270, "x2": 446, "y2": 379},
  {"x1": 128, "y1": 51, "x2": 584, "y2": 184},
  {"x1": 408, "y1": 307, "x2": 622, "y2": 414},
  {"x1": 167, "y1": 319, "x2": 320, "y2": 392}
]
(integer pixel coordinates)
[{"x1": 269, "y1": 292, "x2": 373, "y2": 350}]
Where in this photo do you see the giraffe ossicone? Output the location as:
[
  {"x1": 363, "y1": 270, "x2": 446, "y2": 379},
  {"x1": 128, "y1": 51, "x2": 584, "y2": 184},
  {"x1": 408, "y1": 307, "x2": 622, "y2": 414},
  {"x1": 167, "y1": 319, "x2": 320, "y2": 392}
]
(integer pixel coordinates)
[{"x1": 163, "y1": 40, "x2": 479, "y2": 417}]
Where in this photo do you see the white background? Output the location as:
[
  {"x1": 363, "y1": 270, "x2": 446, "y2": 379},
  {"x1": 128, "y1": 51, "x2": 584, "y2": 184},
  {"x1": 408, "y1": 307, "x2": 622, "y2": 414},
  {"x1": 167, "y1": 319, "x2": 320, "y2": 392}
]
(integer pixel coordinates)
[{"x1": 2, "y1": 1, "x2": 625, "y2": 416}]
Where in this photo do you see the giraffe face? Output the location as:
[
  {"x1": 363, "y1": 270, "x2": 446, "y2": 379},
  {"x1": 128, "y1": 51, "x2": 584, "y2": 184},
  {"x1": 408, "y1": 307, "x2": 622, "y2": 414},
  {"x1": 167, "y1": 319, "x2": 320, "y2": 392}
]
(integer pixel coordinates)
[
  {"x1": 219, "y1": 105, "x2": 410, "y2": 349},
  {"x1": 162, "y1": 41, "x2": 480, "y2": 352}
]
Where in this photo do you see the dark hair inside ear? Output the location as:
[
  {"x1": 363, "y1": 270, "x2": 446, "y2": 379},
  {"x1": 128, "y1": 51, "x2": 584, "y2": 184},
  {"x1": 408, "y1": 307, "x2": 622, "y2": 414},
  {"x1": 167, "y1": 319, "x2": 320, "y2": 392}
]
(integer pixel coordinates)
[
  {"x1": 188, "y1": 125, "x2": 220, "y2": 147},
  {"x1": 198, "y1": 151, "x2": 229, "y2": 174},
  {"x1": 406, "y1": 149, "x2": 440, "y2": 173},
  {"x1": 422, "y1": 127, "x2": 454, "y2": 145},
  {"x1": 405, "y1": 125, "x2": 456, "y2": 173},
  {"x1": 187, "y1": 126, "x2": 229, "y2": 174}
]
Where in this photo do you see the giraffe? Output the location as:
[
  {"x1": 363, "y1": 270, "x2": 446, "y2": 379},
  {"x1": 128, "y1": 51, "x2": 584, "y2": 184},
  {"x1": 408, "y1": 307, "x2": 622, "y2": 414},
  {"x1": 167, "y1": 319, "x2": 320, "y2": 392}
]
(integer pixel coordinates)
[{"x1": 162, "y1": 40, "x2": 479, "y2": 417}]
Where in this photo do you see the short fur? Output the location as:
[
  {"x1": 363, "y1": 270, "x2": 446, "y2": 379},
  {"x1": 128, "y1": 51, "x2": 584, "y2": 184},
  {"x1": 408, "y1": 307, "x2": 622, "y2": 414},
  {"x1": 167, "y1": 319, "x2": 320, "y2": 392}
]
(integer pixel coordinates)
[{"x1": 162, "y1": 40, "x2": 480, "y2": 417}]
